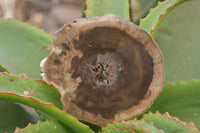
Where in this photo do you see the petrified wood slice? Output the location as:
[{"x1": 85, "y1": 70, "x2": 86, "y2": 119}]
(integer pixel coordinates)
[{"x1": 40, "y1": 14, "x2": 164, "y2": 126}]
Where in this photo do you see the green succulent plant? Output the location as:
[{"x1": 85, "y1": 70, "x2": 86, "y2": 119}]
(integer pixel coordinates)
[{"x1": 0, "y1": 0, "x2": 200, "y2": 132}]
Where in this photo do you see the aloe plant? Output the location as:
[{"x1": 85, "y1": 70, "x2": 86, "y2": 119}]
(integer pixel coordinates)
[{"x1": 0, "y1": 0, "x2": 200, "y2": 132}]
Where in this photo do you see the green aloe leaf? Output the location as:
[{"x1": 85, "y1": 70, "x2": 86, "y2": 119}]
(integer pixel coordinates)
[
  {"x1": 0, "y1": 64, "x2": 39, "y2": 133},
  {"x1": 139, "y1": 0, "x2": 190, "y2": 35},
  {"x1": 0, "y1": 101, "x2": 39, "y2": 133},
  {"x1": 0, "y1": 73, "x2": 62, "y2": 109},
  {"x1": 127, "y1": 120, "x2": 162, "y2": 133},
  {"x1": 14, "y1": 120, "x2": 72, "y2": 133},
  {"x1": 103, "y1": 119, "x2": 162, "y2": 133},
  {"x1": 149, "y1": 79, "x2": 200, "y2": 129},
  {"x1": 0, "y1": 72, "x2": 61, "y2": 121},
  {"x1": 84, "y1": 0, "x2": 130, "y2": 19},
  {"x1": 153, "y1": 0, "x2": 200, "y2": 84},
  {"x1": 130, "y1": 0, "x2": 158, "y2": 24},
  {"x1": 142, "y1": 112, "x2": 199, "y2": 133},
  {"x1": 0, "y1": 19, "x2": 51, "y2": 79},
  {"x1": 0, "y1": 73, "x2": 93, "y2": 133},
  {"x1": 0, "y1": 87, "x2": 94, "y2": 132},
  {"x1": 0, "y1": 64, "x2": 9, "y2": 73},
  {"x1": 103, "y1": 119, "x2": 165, "y2": 133},
  {"x1": 103, "y1": 112, "x2": 199, "y2": 133},
  {"x1": 103, "y1": 122, "x2": 153, "y2": 133}
]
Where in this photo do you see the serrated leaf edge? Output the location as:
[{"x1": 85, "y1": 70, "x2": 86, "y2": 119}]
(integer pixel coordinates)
[
  {"x1": 165, "y1": 78, "x2": 198, "y2": 88},
  {"x1": 145, "y1": 111, "x2": 200, "y2": 133},
  {"x1": 104, "y1": 119, "x2": 164, "y2": 133}
]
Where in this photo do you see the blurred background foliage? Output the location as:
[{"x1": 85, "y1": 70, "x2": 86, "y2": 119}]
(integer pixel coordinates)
[
  {"x1": 0, "y1": 0, "x2": 85, "y2": 33},
  {"x1": 0, "y1": 0, "x2": 163, "y2": 33}
]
